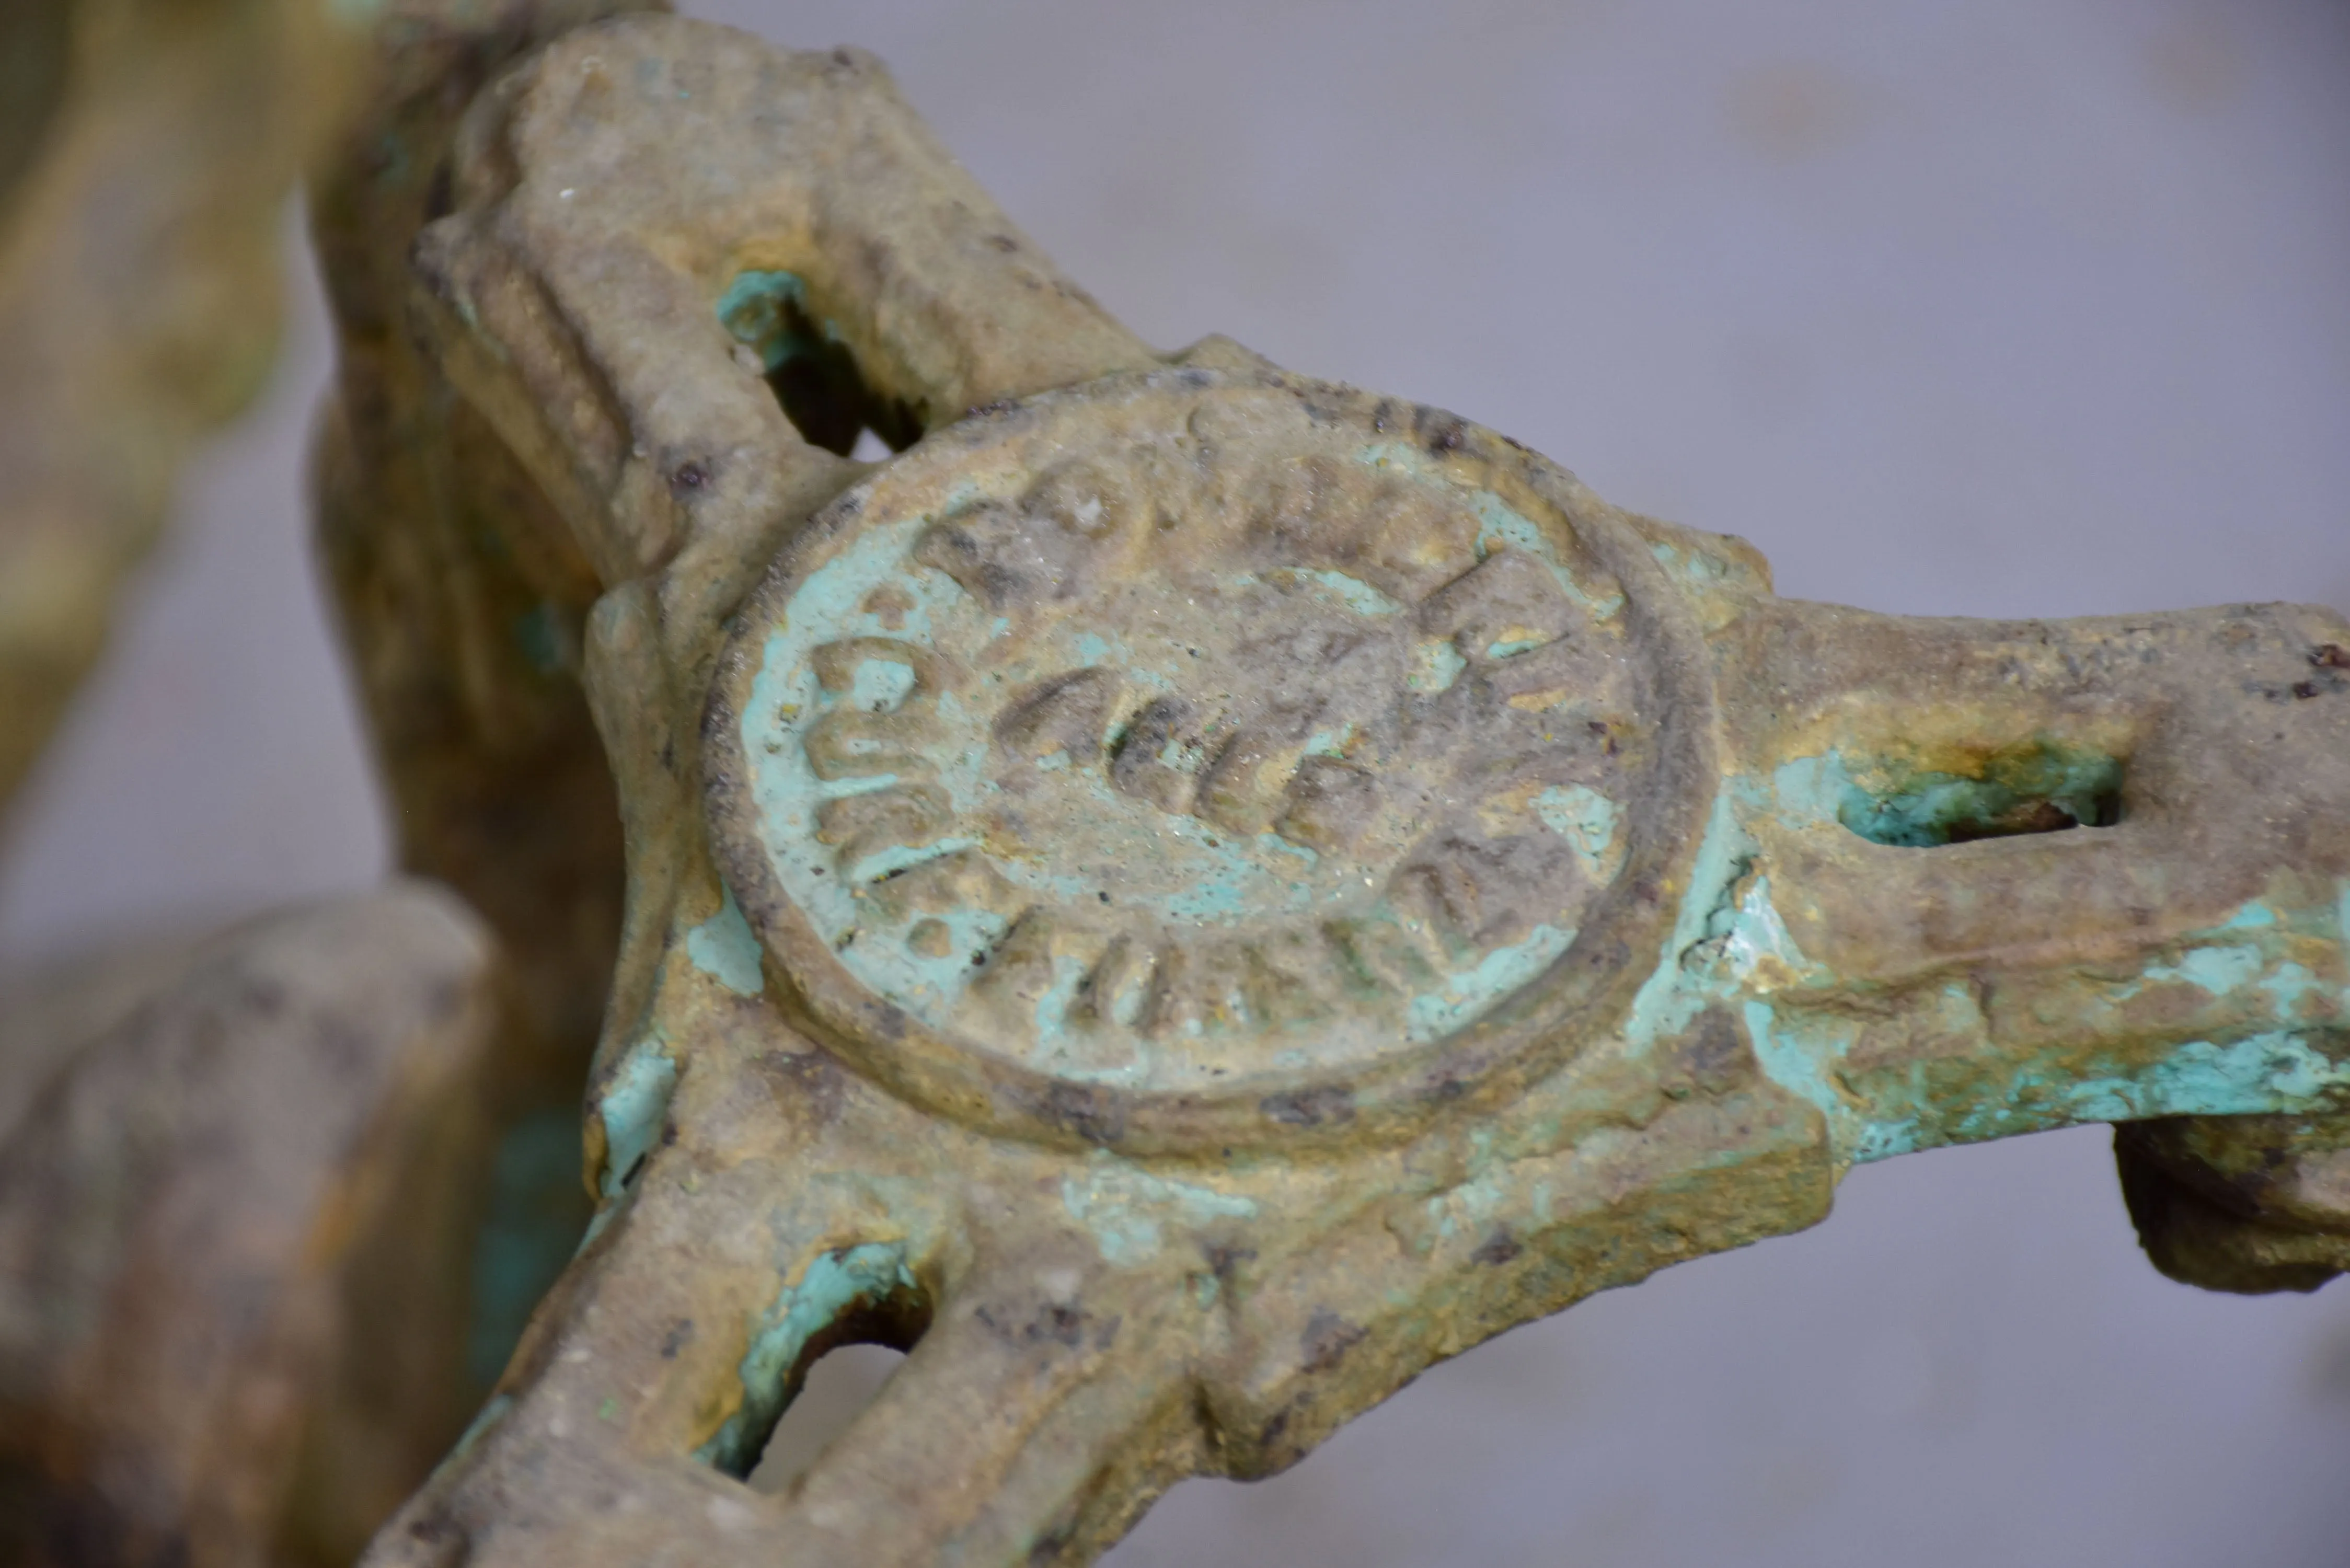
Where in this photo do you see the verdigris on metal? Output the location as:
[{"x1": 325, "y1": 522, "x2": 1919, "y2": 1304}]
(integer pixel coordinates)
[{"x1": 303, "y1": 13, "x2": 2350, "y2": 1565}]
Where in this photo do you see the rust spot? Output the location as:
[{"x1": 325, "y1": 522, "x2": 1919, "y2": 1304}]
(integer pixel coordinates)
[
  {"x1": 1470, "y1": 1228, "x2": 1523, "y2": 1267},
  {"x1": 1409, "y1": 1066, "x2": 1470, "y2": 1103},
  {"x1": 1203, "y1": 1242, "x2": 1257, "y2": 1285},
  {"x1": 1027, "y1": 1521, "x2": 1080, "y2": 1566},
  {"x1": 976, "y1": 1299, "x2": 1093, "y2": 1349},
  {"x1": 1676, "y1": 1007, "x2": 1757, "y2": 1096},
  {"x1": 1300, "y1": 1307, "x2": 1366, "y2": 1373},
  {"x1": 861, "y1": 584, "x2": 915, "y2": 629},
  {"x1": 406, "y1": 1511, "x2": 455, "y2": 1544},
  {"x1": 1261, "y1": 1085, "x2": 1355, "y2": 1127},
  {"x1": 1411, "y1": 402, "x2": 1469, "y2": 454},
  {"x1": 1949, "y1": 795, "x2": 2079, "y2": 839},
  {"x1": 1034, "y1": 1081, "x2": 1126, "y2": 1146},
  {"x1": 753, "y1": 1050, "x2": 846, "y2": 1122},
  {"x1": 2312, "y1": 643, "x2": 2350, "y2": 670}
]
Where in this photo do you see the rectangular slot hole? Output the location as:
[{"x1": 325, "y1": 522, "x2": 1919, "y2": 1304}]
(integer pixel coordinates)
[
  {"x1": 695, "y1": 1242, "x2": 929, "y2": 1482},
  {"x1": 717, "y1": 269, "x2": 925, "y2": 457},
  {"x1": 1836, "y1": 740, "x2": 2124, "y2": 848},
  {"x1": 746, "y1": 1343, "x2": 909, "y2": 1493}
]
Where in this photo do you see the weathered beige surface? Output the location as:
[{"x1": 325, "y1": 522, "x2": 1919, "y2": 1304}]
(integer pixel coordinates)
[
  {"x1": 0, "y1": 0, "x2": 373, "y2": 818},
  {"x1": 311, "y1": 0, "x2": 670, "y2": 1108},
  {"x1": 306, "y1": 16, "x2": 2349, "y2": 1566},
  {"x1": 2117, "y1": 1112, "x2": 2350, "y2": 1294},
  {"x1": 0, "y1": 886, "x2": 506, "y2": 1567}
]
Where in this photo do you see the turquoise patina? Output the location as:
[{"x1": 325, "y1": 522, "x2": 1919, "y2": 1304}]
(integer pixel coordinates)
[
  {"x1": 467, "y1": 1108, "x2": 593, "y2": 1390},
  {"x1": 696, "y1": 1242, "x2": 919, "y2": 1476},
  {"x1": 1773, "y1": 741, "x2": 2123, "y2": 849},
  {"x1": 717, "y1": 269, "x2": 819, "y2": 374},
  {"x1": 1058, "y1": 1150, "x2": 1262, "y2": 1268},
  {"x1": 685, "y1": 887, "x2": 765, "y2": 997},
  {"x1": 594, "y1": 1035, "x2": 679, "y2": 1201},
  {"x1": 1621, "y1": 755, "x2": 2350, "y2": 1166},
  {"x1": 734, "y1": 445, "x2": 1635, "y2": 1089}
]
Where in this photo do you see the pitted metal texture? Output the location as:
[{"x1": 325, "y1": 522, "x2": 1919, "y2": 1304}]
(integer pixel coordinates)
[
  {"x1": 289, "y1": 10, "x2": 2350, "y2": 1567},
  {"x1": 707, "y1": 370, "x2": 1715, "y2": 1149}
]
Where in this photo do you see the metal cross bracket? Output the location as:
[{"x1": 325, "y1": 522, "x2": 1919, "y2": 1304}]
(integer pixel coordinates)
[{"x1": 317, "y1": 13, "x2": 2350, "y2": 1565}]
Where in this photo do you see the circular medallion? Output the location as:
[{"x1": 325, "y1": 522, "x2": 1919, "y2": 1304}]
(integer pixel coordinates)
[{"x1": 706, "y1": 368, "x2": 1713, "y2": 1149}]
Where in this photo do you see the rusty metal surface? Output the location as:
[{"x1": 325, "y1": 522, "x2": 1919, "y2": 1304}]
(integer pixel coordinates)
[
  {"x1": 0, "y1": 886, "x2": 508, "y2": 1566},
  {"x1": 311, "y1": 0, "x2": 669, "y2": 1088},
  {"x1": 0, "y1": 5, "x2": 638, "y2": 1561},
  {"x1": 282, "y1": 14, "x2": 2350, "y2": 1565}
]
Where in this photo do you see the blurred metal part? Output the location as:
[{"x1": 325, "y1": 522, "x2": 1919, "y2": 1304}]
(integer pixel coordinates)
[
  {"x1": 0, "y1": 885, "x2": 507, "y2": 1567},
  {"x1": 0, "y1": 0, "x2": 372, "y2": 818},
  {"x1": 310, "y1": 0, "x2": 670, "y2": 1132},
  {"x1": 0, "y1": 9, "x2": 627, "y2": 1552},
  {"x1": 0, "y1": 2, "x2": 2339, "y2": 1563},
  {"x1": 301, "y1": 15, "x2": 2350, "y2": 1566},
  {"x1": 2117, "y1": 1114, "x2": 2350, "y2": 1294}
]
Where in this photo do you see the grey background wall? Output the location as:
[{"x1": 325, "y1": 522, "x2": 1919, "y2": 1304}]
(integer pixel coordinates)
[{"x1": 4, "y1": 1, "x2": 2348, "y2": 1562}]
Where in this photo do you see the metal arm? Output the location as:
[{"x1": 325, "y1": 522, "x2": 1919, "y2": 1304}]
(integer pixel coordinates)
[{"x1": 302, "y1": 14, "x2": 2349, "y2": 1566}]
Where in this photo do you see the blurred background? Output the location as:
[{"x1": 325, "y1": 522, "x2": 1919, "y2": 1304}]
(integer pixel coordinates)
[{"x1": 3, "y1": 0, "x2": 2347, "y2": 1562}]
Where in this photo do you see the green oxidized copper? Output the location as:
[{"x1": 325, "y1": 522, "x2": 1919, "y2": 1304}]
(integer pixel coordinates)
[
  {"x1": 316, "y1": 15, "x2": 2350, "y2": 1566},
  {"x1": 718, "y1": 368, "x2": 1697, "y2": 1139}
]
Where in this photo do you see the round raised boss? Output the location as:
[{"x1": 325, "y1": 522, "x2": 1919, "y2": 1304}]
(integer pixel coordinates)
[{"x1": 706, "y1": 369, "x2": 1720, "y2": 1151}]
